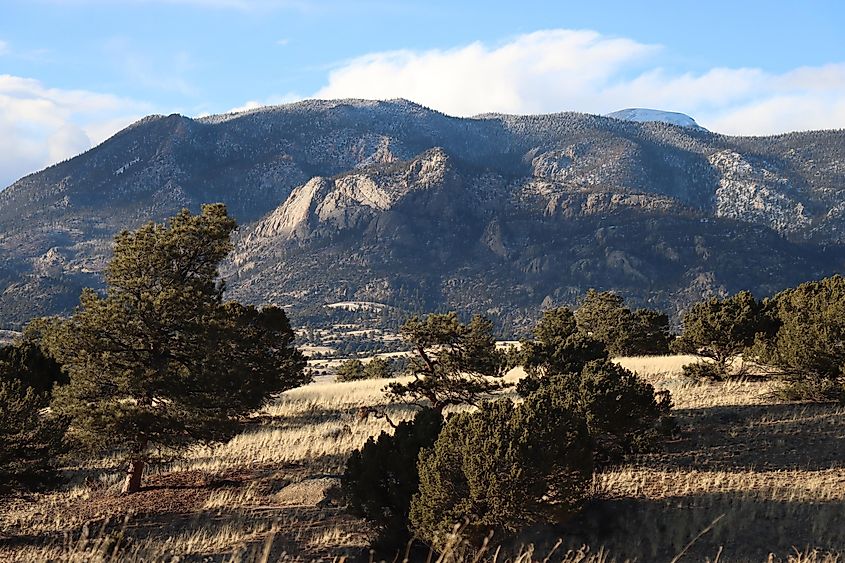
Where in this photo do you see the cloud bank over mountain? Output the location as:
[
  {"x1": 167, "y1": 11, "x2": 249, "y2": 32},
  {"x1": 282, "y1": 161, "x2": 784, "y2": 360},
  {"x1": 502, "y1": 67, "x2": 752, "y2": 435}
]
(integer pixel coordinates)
[
  {"x1": 0, "y1": 74, "x2": 147, "y2": 187},
  {"x1": 314, "y1": 30, "x2": 845, "y2": 136},
  {"x1": 3, "y1": 28, "x2": 845, "y2": 188}
]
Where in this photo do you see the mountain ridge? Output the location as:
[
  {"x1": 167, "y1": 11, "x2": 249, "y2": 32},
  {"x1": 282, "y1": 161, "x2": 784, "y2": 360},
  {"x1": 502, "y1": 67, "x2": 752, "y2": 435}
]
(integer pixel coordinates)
[{"x1": 1, "y1": 99, "x2": 844, "y2": 329}]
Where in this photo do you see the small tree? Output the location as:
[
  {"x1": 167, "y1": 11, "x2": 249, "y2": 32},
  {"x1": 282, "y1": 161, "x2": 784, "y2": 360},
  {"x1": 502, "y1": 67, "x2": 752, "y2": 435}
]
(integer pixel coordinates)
[
  {"x1": 680, "y1": 361, "x2": 725, "y2": 382},
  {"x1": 364, "y1": 357, "x2": 395, "y2": 380},
  {"x1": 45, "y1": 204, "x2": 307, "y2": 493},
  {"x1": 627, "y1": 308, "x2": 672, "y2": 356},
  {"x1": 517, "y1": 307, "x2": 673, "y2": 464},
  {"x1": 0, "y1": 379, "x2": 67, "y2": 494},
  {"x1": 574, "y1": 290, "x2": 629, "y2": 354},
  {"x1": 575, "y1": 359, "x2": 674, "y2": 464},
  {"x1": 758, "y1": 276, "x2": 845, "y2": 401},
  {"x1": 672, "y1": 291, "x2": 768, "y2": 378},
  {"x1": 335, "y1": 359, "x2": 366, "y2": 382},
  {"x1": 337, "y1": 358, "x2": 396, "y2": 382},
  {"x1": 386, "y1": 313, "x2": 506, "y2": 412},
  {"x1": 517, "y1": 307, "x2": 606, "y2": 395},
  {"x1": 342, "y1": 409, "x2": 443, "y2": 550},
  {"x1": 0, "y1": 325, "x2": 69, "y2": 495},
  {"x1": 575, "y1": 290, "x2": 671, "y2": 356},
  {"x1": 519, "y1": 359, "x2": 673, "y2": 466},
  {"x1": 0, "y1": 325, "x2": 67, "y2": 394},
  {"x1": 410, "y1": 394, "x2": 592, "y2": 551}
]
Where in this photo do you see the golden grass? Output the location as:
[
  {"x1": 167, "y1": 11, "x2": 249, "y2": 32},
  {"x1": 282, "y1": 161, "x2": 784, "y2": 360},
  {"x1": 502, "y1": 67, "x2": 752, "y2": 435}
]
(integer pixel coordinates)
[
  {"x1": 2, "y1": 354, "x2": 844, "y2": 562},
  {"x1": 596, "y1": 467, "x2": 845, "y2": 503},
  {"x1": 168, "y1": 376, "x2": 418, "y2": 475},
  {"x1": 614, "y1": 353, "x2": 704, "y2": 378}
]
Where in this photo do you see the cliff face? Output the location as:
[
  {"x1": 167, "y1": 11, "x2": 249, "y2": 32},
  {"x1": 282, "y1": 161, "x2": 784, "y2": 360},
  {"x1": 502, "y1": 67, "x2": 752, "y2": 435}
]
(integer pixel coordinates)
[{"x1": 1, "y1": 99, "x2": 844, "y2": 328}]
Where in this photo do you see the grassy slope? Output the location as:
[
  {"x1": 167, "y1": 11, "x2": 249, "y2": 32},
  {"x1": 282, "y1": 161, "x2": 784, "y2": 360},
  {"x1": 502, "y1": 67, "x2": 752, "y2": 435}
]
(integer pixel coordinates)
[{"x1": 1, "y1": 356, "x2": 843, "y2": 562}]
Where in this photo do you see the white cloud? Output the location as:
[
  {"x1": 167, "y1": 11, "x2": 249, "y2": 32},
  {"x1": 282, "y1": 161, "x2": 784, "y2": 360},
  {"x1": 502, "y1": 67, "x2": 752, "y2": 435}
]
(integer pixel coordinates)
[
  {"x1": 316, "y1": 30, "x2": 658, "y2": 117},
  {"x1": 0, "y1": 40, "x2": 8, "y2": 56},
  {"x1": 703, "y1": 94, "x2": 845, "y2": 136},
  {"x1": 314, "y1": 30, "x2": 845, "y2": 135},
  {"x1": 0, "y1": 74, "x2": 149, "y2": 188}
]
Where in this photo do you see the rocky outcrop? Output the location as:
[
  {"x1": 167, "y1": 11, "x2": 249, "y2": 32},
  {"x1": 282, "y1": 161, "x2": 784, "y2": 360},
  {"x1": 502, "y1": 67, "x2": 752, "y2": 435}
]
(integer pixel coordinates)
[
  {"x1": 709, "y1": 150, "x2": 811, "y2": 235},
  {"x1": 1, "y1": 99, "x2": 845, "y2": 328}
]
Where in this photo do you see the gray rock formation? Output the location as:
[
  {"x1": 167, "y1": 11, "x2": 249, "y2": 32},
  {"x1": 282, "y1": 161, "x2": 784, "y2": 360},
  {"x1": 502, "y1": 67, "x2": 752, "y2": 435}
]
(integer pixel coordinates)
[{"x1": 1, "y1": 99, "x2": 844, "y2": 330}]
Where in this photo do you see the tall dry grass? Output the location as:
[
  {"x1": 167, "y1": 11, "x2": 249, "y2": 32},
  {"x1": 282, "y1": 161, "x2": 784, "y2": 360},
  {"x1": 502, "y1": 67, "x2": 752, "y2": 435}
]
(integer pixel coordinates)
[{"x1": 2, "y1": 355, "x2": 844, "y2": 561}]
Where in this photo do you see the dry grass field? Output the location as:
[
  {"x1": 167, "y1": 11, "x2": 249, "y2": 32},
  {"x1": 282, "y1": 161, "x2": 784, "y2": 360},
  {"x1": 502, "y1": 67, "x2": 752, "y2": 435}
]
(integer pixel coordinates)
[{"x1": 1, "y1": 355, "x2": 843, "y2": 562}]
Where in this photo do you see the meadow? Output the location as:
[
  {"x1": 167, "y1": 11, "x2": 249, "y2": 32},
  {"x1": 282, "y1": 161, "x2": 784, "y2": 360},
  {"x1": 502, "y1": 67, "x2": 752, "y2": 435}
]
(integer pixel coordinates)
[{"x1": 1, "y1": 355, "x2": 843, "y2": 562}]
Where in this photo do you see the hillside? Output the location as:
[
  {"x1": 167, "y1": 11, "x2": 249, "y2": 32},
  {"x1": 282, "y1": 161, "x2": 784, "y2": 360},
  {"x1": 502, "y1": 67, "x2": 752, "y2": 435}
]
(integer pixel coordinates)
[{"x1": 1, "y1": 99, "x2": 845, "y2": 328}]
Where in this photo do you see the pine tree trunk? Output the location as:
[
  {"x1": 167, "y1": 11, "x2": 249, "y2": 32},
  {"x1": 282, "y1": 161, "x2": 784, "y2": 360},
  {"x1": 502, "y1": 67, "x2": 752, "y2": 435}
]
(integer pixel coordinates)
[
  {"x1": 716, "y1": 355, "x2": 729, "y2": 379},
  {"x1": 121, "y1": 458, "x2": 145, "y2": 494}
]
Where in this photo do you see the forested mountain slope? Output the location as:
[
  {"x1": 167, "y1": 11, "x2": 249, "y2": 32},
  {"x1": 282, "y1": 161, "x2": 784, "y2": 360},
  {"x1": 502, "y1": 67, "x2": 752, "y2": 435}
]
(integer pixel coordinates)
[{"x1": 1, "y1": 99, "x2": 843, "y2": 328}]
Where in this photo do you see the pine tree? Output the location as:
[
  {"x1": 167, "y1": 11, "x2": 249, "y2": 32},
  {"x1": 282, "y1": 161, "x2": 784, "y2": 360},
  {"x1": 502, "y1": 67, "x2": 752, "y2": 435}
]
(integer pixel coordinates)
[
  {"x1": 335, "y1": 359, "x2": 366, "y2": 381},
  {"x1": 758, "y1": 275, "x2": 845, "y2": 401},
  {"x1": 672, "y1": 291, "x2": 768, "y2": 378},
  {"x1": 0, "y1": 379, "x2": 67, "y2": 494},
  {"x1": 385, "y1": 313, "x2": 506, "y2": 412},
  {"x1": 44, "y1": 204, "x2": 307, "y2": 493},
  {"x1": 575, "y1": 290, "x2": 671, "y2": 356}
]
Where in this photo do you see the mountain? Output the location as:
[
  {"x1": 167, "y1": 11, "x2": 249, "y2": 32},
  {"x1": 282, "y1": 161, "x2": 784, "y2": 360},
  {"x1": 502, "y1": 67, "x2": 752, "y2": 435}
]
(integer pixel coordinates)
[
  {"x1": 1, "y1": 99, "x2": 844, "y2": 330},
  {"x1": 606, "y1": 108, "x2": 706, "y2": 131}
]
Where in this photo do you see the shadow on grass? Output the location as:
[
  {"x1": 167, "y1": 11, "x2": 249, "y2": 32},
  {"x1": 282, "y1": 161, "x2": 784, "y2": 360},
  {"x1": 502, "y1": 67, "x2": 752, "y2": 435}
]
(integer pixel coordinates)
[
  {"x1": 647, "y1": 401, "x2": 845, "y2": 472},
  {"x1": 563, "y1": 492, "x2": 845, "y2": 562},
  {"x1": 2, "y1": 503, "x2": 367, "y2": 562}
]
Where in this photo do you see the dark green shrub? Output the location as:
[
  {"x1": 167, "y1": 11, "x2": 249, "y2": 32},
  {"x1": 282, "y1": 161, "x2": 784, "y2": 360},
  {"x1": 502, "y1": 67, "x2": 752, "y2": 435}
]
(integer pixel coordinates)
[
  {"x1": 0, "y1": 379, "x2": 68, "y2": 494},
  {"x1": 409, "y1": 393, "x2": 592, "y2": 552},
  {"x1": 757, "y1": 276, "x2": 845, "y2": 401},
  {"x1": 0, "y1": 333, "x2": 67, "y2": 394},
  {"x1": 363, "y1": 357, "x2": 395, "y2": 380},
  {"x1": 680, "y1": 361, "x2": 725, "y2": 382},
  {"x1": 522, "y1": 308, "x2": 607, "y2": 376},
  {"x1": 627, "y1": 308, "x2": 673, "y2": 356},
  {"x1": 341, "y1": 408, "x2": 443, "y2": 549},
  {"x1": 520, "y1": 360, "x2": 673, "y2": 466},
  {"x1": 517, "y1": 307, "x2": 607, "y2": 394},
  {"x1": 335, "y1": 359, "x2": 366, "y2": 381},
  {"x1": 672, "y1": 291, "x2": 771, "y2": 378},
  {"x1": 576, "y1": 360, "x2": 674, "y2": 464},
  {"x1": 575, "y1": 290, "x2": 671, "y2": 356},
  {"x1": 514, "y1": 372, "x2": 544, "y2": 396},
  {"x1": 517, "y1": 309, "x2": 673, "y2": 465}
]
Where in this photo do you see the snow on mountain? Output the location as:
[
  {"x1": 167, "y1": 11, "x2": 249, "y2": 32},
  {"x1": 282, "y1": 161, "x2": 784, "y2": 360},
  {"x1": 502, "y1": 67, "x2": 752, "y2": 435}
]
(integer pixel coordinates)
[
  {"x1": 3, "y1": 99, "x2": 845, "y2": 329},
  {"x1": 606, "y1": 108, "x2": 707, "y2": 131}
]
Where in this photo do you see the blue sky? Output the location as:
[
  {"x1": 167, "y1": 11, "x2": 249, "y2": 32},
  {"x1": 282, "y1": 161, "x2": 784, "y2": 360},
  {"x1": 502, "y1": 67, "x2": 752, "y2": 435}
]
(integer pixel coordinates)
[{"x1": 1, "y1": 0, "x2": 844, "y2": 187}]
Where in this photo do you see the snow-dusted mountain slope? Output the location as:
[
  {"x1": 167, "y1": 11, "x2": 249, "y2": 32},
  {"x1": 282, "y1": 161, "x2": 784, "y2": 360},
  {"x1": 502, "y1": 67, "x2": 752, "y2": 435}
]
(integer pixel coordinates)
[
  {"x1": 605, "y1": 108, "x2": 707, "y2": 130},
  {"x1": 1, "y1": 98, "x2": 844, "y2": 329}
]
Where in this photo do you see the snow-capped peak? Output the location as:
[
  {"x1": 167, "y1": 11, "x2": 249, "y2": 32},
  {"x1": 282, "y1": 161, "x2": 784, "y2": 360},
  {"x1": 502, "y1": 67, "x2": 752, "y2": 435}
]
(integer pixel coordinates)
[{"x1": 605, "y1": 108, "x2": 707, "y2": 131}]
